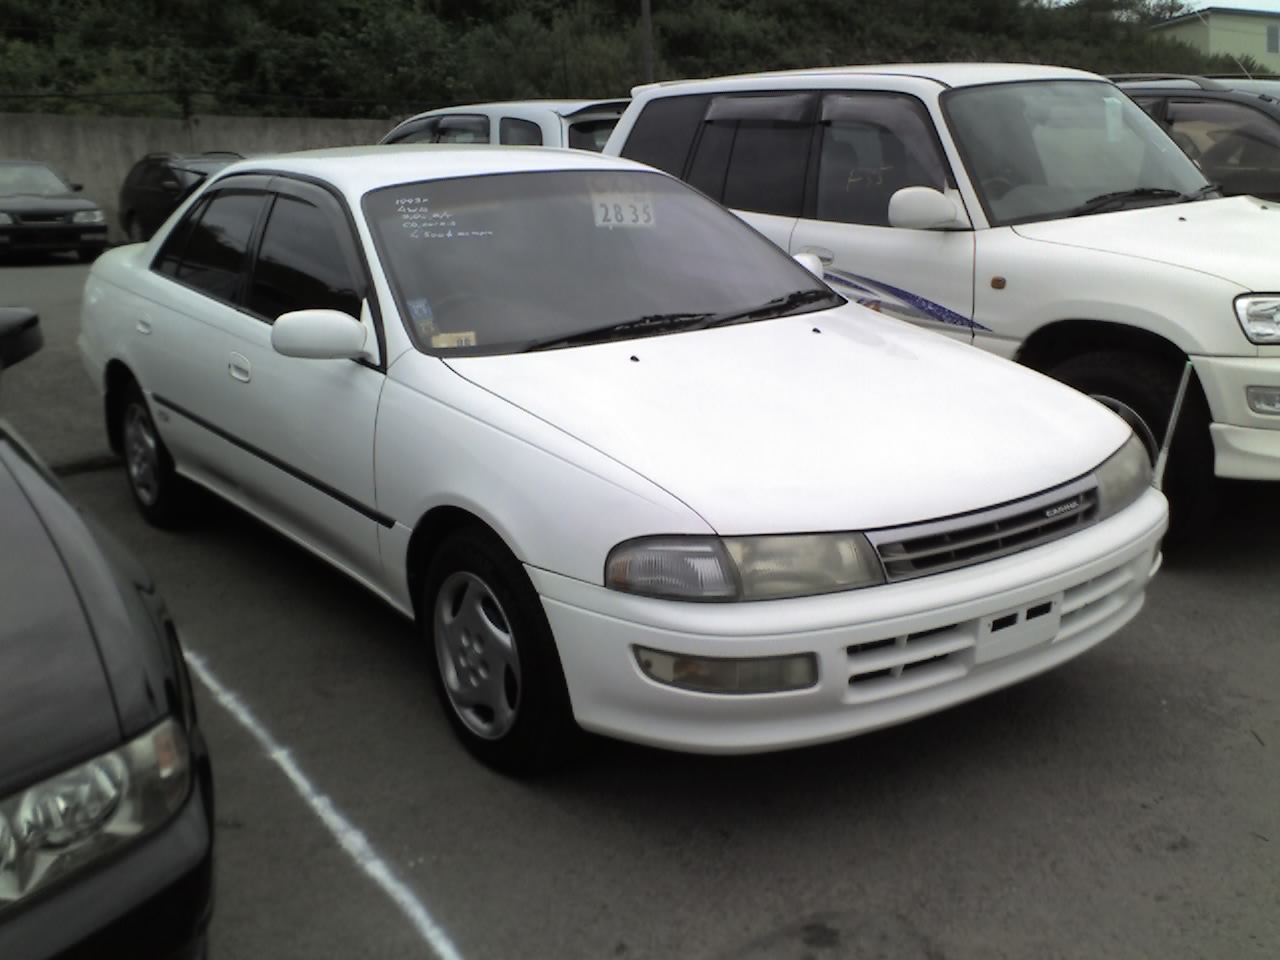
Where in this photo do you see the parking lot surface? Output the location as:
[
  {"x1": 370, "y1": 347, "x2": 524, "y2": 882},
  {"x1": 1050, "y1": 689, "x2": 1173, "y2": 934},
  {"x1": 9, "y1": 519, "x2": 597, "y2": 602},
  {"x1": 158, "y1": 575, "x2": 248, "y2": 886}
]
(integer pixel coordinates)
[{"x1": 4, "y1": 259, "x2": 1277, "y2": 959}]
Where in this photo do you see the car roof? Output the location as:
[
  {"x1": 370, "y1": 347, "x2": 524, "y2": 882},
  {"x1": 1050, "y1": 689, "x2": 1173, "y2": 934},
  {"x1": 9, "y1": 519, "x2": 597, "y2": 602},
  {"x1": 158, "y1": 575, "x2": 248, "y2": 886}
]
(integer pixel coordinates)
[
  {"x1": 632, "y1": 62, "x2": 1100, "y2": 96},
  {"x1": 212, "y1": 143, "x2": 654, "y2": 197},
  {"x1": 0, "y1": 159, "x2": 55, "y2": 167},
  {"x1": 396, "y1": 99, "x2": 628, "y2": 122}
]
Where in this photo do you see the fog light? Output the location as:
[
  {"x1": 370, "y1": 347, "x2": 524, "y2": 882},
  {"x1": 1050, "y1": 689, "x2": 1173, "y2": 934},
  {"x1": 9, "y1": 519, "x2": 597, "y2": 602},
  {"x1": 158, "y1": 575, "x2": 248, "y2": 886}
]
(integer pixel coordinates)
[
  {"x1": 633, "y1": 646, "x2": 818, "y2": 694},
  {"x1": 1246, "y1": 386, "x2": 1280, "y2": 416}
]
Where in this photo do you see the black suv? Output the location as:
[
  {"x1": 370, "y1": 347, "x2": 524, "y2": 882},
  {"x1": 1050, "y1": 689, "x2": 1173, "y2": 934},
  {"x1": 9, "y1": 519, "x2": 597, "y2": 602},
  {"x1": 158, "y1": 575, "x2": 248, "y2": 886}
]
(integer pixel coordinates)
[
  {"x1": 118, "y1": 152, "x2": 243, "y2": 242},
  {"x1": 1114, "y1": 74, "x2": 1280, "y2": 201}
]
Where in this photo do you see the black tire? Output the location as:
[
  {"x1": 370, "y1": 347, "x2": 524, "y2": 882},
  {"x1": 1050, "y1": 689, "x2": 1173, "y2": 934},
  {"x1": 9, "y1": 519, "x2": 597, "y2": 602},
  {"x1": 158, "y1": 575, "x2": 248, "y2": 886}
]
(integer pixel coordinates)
[
  {"x1": 1047, "y1": 350, "x2": 1216, "y2": 540},
  {"x1": 119, "y1": 380, "x2": 196, "y2": 528},
  {"x1": 422, "y1": 526, "x2": 580, "y2": 775}
]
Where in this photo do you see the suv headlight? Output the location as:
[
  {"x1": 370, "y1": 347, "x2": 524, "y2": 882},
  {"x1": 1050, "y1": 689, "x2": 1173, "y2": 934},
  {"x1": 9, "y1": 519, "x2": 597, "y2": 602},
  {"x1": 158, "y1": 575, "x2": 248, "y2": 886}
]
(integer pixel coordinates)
[
  {"x1": 0, "y1": 718, "x2": 190, "y2": 913},
  {"x1": 72, "y1": 209, "x2": 105, "y2": 224},
  {"x1": 1234, "y1": 295, "x2": 1280, "y2": 344},
  {"x1": 606, "y1": 532, "x2": 885, "y2": 601},
  {"x1": 1094, "y1": 432, "x2": 1152, "y2": 522}
]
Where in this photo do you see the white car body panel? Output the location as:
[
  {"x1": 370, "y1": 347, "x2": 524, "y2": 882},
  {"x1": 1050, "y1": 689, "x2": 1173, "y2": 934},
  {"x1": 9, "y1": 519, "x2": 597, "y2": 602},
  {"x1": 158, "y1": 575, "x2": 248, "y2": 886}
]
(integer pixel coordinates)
[
  {"x1": 604, "y1": 63, "x2": 1280, "y2": 480},
  {"x1": 79, "y1": 145, "x2": 1167, "y2": 754}
]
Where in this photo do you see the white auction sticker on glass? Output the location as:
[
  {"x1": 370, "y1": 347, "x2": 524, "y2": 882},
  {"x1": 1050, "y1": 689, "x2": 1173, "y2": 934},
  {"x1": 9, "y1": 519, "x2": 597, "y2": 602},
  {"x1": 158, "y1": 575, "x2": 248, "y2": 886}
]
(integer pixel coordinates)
[{"x1": 592, "y1": 193, "x2": 655, "y2": 228}]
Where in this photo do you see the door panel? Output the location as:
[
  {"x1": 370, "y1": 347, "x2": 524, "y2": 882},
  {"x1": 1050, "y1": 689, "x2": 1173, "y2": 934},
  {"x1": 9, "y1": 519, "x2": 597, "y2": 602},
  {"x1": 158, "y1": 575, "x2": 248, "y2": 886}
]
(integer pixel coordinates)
[{"x1": 794, "y1": 92, "x2": 976, "y2": 344}]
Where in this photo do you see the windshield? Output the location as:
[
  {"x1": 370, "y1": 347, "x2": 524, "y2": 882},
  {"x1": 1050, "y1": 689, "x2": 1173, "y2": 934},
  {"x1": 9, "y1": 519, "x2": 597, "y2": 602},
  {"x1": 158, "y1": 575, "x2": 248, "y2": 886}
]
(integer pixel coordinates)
[
  {"x1": 363, "y1": 169, "x2": 839, "y2": 355},
  {"x1": 0, "y1": 163, "x2": 69, "y2": 197},
  {"x1": 944, "y1": 80, "x2": 1209, "y2": 226}
]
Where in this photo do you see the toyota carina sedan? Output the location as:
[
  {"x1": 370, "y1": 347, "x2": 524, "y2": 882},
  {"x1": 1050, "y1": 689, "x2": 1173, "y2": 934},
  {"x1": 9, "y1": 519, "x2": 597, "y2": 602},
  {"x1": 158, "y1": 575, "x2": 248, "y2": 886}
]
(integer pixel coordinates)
[{"x1": 78, "y1": 145, "x2": 1167, "y2": 774}]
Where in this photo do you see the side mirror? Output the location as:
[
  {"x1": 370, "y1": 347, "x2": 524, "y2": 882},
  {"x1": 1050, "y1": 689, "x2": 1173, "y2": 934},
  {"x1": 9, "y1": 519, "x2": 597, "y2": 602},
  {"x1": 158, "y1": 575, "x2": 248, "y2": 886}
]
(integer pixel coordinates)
[
  {"x1": 0, "y1": 308, "x2": 43, "y2": 370},
  {"x1": 888, "y1": 186, "x2": 967, "y2": 231},
  {"x1": 792, "y1": 252, "x2": 825, "y2": 278},
  {"x1": 70, "y1": 183, "x2": 84, "y2": 192},
  {"x1": 271, "y1": 309, "x2": 367, "y2": 360}
]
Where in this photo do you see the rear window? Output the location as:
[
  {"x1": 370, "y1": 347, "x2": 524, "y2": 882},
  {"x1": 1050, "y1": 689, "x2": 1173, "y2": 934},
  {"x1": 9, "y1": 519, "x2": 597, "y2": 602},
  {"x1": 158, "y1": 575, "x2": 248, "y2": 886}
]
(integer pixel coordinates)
[{"x1": 567, "y1": 118, "x2": 618, "y2": 152}]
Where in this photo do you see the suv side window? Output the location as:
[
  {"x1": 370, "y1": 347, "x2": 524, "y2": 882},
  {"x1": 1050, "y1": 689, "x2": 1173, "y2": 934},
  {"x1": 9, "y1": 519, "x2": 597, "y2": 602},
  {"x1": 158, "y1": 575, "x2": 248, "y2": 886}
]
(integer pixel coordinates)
[
  {"x1": 169, "y1": 190, "x2": 266, "y2": 302},
  {"x1": 500, "y1": 117, "x2": 543, "y2": 146},
  {"x1": 815, "y1": 93, "x2": 950, "y2": 227},
  {"x1": 246, "y1": 188, "x2": 363, "y2": 321},
  {"x1": 618, "y1": 94, "x2": 711, "y2": 175},
  {"x1": 687, "y1": 93, "x2": 816, "y2": 217},
  {"x1": 1168, "y1": 99, "x2": 1280, "y2": 176}
]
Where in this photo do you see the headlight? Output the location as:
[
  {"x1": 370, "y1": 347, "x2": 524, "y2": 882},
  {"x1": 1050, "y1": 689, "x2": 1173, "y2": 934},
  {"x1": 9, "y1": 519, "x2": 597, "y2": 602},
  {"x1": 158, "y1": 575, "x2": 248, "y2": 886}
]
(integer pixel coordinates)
[
  {"x1": 0, "y1": 718, "x2": 190, "y2": 913},
  {"x1": 72, "y1": 209, "x2": 105, "y2": 224},
  {"x1": 1234, "y1": 295, "x2": 1280, "y2": 344},
  {"x1": 606, "y1": 533, "x2": 885, "y2": 601},
  {"x1": 0, "y1": 213, "x2": 12, "y2": 225},
  {"x1": 1093, "y1": 432, "x2": 1152, "y2": 522}
]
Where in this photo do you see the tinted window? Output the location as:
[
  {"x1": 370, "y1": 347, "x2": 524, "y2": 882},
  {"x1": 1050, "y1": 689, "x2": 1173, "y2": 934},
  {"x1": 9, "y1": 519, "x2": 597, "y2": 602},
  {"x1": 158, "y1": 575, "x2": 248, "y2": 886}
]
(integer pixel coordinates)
[
  {"x1": 173, "y1": 190, "x2": 265, "y2": 302},
  {"x1": 500, "y1": 118, "x2": 543, "y2": 146},
  {"x1": 436, "y1": 115, "x2": 490, "y2": 144},
  {"x1": 247, "y1": 194, "x2": 362, "y2": 321},
  {"x1": 618, "y1": 94, "x2": 710, "y2": 175},
  {"x1": 153, "y1": 196, "x2": 207, "y2": 277},
  {"x1": 1167, "y1": 99, "x2": 1280, "y2": 177},
  {"x1": 566, "y1": 119, "x2": 617, "y2": 151},
  {"x1": 386, "y1": 118, "x2": 439, "y2": 144},
  {"x1": 363, "y1": 170, "x2": 840, "y2": 356},
  {"x1": 815, "y1": 93, "x2": 949, "y2": 227}
]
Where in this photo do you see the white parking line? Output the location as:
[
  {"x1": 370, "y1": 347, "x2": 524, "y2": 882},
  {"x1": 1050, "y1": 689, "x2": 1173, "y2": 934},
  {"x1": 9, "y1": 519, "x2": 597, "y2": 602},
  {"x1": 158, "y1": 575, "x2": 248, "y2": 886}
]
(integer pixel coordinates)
[{"x1": 184, "y1": 650, "x2": 466, "y2": 960}]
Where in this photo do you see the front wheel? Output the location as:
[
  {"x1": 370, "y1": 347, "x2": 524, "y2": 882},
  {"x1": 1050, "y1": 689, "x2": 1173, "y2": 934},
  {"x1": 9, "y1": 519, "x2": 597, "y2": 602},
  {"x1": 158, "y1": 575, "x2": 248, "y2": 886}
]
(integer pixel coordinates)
[
  {"x1": 422, "y1": 527, "x2": 580, "y2": 775},
  {"x1": 1047, "y1": 350, "x2": 1215, "y2": 540}
]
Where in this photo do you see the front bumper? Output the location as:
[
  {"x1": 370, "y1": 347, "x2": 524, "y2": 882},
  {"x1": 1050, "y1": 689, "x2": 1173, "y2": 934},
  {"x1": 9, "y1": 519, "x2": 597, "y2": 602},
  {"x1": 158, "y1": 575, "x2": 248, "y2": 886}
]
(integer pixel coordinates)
[
  {"x1": 0, "y1": 224, "x2": 108, "y2": 253},
  {"x1": 0, "y1": 730, "x2": 214, "y2": 960},
  {"x1": 1194, "y1": 355, "x2": 1280, "y2": 479},
  {"x1": 530, "y1": 487, "x2": 1167, "y2": 754}
]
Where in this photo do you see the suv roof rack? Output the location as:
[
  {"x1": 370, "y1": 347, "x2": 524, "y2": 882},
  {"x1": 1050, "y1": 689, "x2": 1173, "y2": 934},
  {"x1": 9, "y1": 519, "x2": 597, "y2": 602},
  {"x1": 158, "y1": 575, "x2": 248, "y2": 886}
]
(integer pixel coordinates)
[{"x1": 1109, "y1": 73, "x2": 1229, "y2": 91}]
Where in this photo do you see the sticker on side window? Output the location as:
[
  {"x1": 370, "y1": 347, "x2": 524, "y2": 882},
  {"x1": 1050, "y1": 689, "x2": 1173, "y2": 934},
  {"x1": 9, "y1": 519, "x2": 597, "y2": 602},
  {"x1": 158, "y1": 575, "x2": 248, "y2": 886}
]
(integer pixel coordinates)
[
  {"x1": 591, "y1": 192, "x2": 655, "y2": 228},
  {"x1": 431, "y1": 331, "x2": 477, "y2": 349}
]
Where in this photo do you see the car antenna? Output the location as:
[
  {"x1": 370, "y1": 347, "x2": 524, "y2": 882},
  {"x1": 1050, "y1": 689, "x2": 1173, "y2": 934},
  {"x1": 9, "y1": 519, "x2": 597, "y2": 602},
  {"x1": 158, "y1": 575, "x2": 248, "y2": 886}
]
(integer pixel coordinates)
[{"x1": 1153, "y1": 361, "x2": 1194, "y2": 491}]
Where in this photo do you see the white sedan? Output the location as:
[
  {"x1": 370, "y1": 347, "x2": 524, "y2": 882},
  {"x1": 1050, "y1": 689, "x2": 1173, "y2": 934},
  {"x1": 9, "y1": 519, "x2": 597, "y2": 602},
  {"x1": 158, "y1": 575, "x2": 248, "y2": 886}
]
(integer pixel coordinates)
[{"x1": 79, "y1": 145, "x2": 1168, "y2": 774}]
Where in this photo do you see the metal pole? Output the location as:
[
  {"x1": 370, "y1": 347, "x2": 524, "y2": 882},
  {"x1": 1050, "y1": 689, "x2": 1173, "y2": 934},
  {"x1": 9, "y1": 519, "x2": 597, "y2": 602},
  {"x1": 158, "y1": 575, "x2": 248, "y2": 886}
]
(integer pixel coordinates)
[
  {"x1": 1153, "y1": 361, "x2": 1194, "y2": 491},
  {"x1": 641, "y1": 0, "x2": 655, "y2": 84}
]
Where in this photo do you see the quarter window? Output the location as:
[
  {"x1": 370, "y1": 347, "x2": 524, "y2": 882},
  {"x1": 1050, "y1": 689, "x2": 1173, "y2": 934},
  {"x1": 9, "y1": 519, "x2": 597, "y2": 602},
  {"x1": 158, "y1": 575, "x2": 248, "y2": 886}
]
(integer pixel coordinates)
[
  {"x1": 164, "y1": 190, "x2": 265, "y2": 302},
  {"x1": 247, "y1": 193, "x2": 362, "y2": 321},
  {"x1": 815, "y1": 93, "x2": 949, "y2": 227},
  {"x1": 500, "y1": 118, "x2": 543, "y2": 146}
]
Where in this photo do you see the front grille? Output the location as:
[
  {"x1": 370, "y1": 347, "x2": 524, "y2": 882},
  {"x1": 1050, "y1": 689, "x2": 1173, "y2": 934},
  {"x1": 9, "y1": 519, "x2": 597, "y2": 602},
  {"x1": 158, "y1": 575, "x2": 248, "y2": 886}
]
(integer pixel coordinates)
[
  {"x1": 869, "y1": 477, "x2": 1099, "y2": 582},
  {"x1": 846, "y1": 624, "x2": 972, "y2": 703},
  {"x1": 15, "y1": 212, "x2": 68, "y2": 224}
]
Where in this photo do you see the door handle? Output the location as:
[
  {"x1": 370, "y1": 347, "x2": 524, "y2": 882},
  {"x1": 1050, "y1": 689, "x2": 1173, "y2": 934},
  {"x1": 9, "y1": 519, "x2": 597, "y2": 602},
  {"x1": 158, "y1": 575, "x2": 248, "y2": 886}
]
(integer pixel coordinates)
[
  {"x1": 228, "y1": 353, "x2": 252, "y2": 383},
  {"x1": 797, "y1": 245, "x2": 835, "y2": 265},
  {"x1": 135, "y1": 317, "x2": 152, "y2": 335}
]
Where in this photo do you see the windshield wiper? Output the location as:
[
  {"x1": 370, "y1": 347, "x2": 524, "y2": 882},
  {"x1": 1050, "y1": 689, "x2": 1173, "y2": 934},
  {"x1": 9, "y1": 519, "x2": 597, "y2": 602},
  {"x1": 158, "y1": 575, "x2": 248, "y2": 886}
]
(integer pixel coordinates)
[
  {"x1": 522, "y1": 312, "x2": 714, "y2": 352},
  {"x1": 1180, "y1": 184, "x2": 1222, "y2": 202},
  {"x1": 695, "y1": 288, "x2": 844, "y2": 329},
  {"x1": 1067, "y1": 187, "x2": 1188, "y2": 217}
]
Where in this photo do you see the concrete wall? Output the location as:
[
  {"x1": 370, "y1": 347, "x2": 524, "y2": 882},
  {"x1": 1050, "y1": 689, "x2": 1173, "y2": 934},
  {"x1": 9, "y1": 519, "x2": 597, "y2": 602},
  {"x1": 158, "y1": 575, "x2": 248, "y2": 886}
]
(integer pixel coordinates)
[{"x1": 0, "y1": 113, "x2": 389, "y2": 240}]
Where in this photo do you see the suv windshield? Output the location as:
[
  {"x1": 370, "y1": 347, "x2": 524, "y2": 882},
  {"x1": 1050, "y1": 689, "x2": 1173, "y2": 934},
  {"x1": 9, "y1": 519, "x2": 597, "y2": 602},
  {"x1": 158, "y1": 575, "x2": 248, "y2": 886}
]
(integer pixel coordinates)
[
  {"x1": 363, "y1": 169, "x2": 840, "y2": 355},
  {"x1": 0, "y1": 162, "x2": 69, "y2": 197},
  {"x1": 944, "y1": 80, "x2": 1209, "y2": 226}
]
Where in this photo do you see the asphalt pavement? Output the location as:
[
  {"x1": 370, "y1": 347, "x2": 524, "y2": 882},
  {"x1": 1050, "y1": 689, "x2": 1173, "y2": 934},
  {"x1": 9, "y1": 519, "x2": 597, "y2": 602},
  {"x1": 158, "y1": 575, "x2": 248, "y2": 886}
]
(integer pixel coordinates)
[{"x1": 2, "y1": 258, "x2": 1277, "y2": 960}]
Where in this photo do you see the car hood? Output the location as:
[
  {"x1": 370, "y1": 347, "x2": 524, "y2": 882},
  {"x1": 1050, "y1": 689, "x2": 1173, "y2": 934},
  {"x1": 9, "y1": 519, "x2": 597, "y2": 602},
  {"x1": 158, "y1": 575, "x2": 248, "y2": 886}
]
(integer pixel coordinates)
[
  {"x1": 443, "y1": 305, "x2": 1129, "y2": 534},
  {"x1": 0, "y1": 449, "x2": 120, "y2": 797},
  {"x1": 0, "y1": 192, "x2": 98, "y2": 213},
  {"x1": 1011, "y1": 195, "x2": 1280, "y2": 291}
]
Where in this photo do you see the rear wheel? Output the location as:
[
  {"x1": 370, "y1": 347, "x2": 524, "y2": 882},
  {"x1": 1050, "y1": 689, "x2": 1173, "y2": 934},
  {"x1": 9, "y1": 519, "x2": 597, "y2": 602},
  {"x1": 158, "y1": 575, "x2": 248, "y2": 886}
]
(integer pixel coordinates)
[
  {"x1": 1047, "y1": 350, "x2": 1215, "y2": 540},
  {"x1": 422, "y1": 526, "x2": 580, "y2": 775},
  {"x1": 119, "y1": 380, "x2": 195, "y2": 527}
]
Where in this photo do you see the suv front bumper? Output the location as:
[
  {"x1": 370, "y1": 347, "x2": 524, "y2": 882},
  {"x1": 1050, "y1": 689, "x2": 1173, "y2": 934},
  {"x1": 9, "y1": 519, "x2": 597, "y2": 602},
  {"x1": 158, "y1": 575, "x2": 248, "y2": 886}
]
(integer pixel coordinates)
[{"x1": 1195, "y1": 355, "x2": 1280, "y2": 479}]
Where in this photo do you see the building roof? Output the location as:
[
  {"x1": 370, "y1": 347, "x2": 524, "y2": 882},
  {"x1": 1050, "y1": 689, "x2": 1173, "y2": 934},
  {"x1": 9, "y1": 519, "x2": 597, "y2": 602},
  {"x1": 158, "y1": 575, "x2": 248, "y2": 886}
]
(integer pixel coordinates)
[{"x1": 1152, "y1": 6, "x2": 1280, "y2": 29}]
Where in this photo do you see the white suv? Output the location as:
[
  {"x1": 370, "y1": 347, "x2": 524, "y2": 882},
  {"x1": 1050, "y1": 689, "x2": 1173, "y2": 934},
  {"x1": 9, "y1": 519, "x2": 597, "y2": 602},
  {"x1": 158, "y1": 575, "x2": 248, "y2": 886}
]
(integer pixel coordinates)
[{"x1": 605, "y1": 63, "x2": 1280, "y2": 531}]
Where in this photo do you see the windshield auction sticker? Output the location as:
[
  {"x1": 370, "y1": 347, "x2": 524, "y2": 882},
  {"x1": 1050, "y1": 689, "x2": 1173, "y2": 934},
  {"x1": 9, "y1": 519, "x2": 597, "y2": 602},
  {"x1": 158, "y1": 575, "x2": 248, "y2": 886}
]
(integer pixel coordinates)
[{"x1": 591, "y1": 192, "x2": 655, "y2": 228}]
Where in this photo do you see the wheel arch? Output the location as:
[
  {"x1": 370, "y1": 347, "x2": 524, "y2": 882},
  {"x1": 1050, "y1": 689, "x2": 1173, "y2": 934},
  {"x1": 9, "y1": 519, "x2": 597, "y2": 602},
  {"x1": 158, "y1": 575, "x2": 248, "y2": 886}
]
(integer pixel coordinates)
[
  {"x1": 104, "y1": 359, "x2": 139, "y2": 454},
  {"x1": 405, "y1": 505, "x2": 510, "y2": 621},
  {"x1": 1015, "y1": 318, "x2": 1190, "y2": 373}
]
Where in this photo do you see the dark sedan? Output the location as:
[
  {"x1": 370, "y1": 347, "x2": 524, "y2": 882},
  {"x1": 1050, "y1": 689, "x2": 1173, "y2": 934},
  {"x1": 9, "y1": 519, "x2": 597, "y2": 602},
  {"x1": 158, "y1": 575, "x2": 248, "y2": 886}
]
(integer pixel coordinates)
[
  {"x1": 118, "y1": 153, "x2": 243, "y2": 242},
  {"x1": 0, "y1": 162, "x2": 109, "y2": 262},
  {"x1": 0, "y1": 308, "x2": 213, "y2": 959}
]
